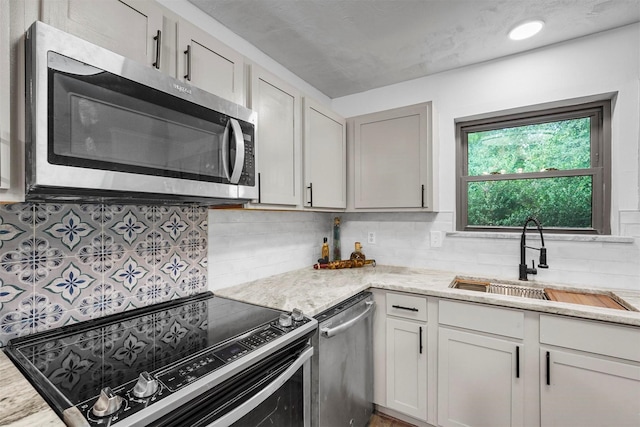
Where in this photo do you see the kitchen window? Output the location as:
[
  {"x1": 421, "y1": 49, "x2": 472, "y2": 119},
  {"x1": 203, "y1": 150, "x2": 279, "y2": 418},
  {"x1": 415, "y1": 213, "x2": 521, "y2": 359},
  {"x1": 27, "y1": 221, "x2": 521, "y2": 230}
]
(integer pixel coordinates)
[{"x1": 456, "y1": 100, "x2": 611, "y2": 234}]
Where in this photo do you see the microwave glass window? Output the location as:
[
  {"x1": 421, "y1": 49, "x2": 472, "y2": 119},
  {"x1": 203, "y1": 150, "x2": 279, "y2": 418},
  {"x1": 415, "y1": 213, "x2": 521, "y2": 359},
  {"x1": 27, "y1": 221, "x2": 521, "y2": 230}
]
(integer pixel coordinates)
[{"x1": 67, "y1": 94, "x2": 222, "y2": 177}]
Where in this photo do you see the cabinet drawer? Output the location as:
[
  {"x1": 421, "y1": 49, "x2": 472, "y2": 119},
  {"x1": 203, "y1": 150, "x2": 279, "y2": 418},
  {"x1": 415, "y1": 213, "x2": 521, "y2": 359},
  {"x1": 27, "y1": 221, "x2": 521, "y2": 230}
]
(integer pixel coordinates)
[
  {"x1": 386, "y1": 292, "x2": 427, "y2": 322},
  {"x1": 439, "y1": 300, "x2": 524, "y2": 339},
  {"x1": 540, "y1": 315, "x2": 640, "y2": 362}
]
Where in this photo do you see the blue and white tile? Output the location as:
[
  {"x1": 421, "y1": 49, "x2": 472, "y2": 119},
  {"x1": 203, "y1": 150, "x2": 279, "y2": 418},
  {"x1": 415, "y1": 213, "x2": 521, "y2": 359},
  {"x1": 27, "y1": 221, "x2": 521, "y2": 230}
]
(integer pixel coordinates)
[
  {"x1": 157, "y1": 207, "x2": 190, "y2": 243},
  {"x1": 133, "y1": 274, "x2": 173, "y2": 307},
  {"x1": 0, "y1": 277, "x2": 29, "y2": 315},
  {"x1": 36, "y1": 204, "x2": 97, "y2": 258},
  {"x1": 134, "y1": 230, "x2": 171, "y2": 267},
  {"x1": 0, "y1": 203, "x2": 30, "y2": 255},
  {"x1": 179, "y1": 228, "x2": 207, "y2": 261},
  {"x1": 138, "y1": 205, "x2": 171, "y2": 228},
  {"x1": 107, "y1": 206, "x2": 152, "y2": 251},
  {"x1": 157, "y1": 251, "x2": 190, "y2": 284},
  {"x1": 2, "y1": 236, "x2": 64, "y2": 287},
  {"x1": 77, "y1": 234, "x2": 126, "y2": 275},
  {"x1": 37, "y1": 258, "x2": 99, "y2": 313},
  {"x1": 1, "y1": 293, "x2": 65, "y2": 335},
  {"x1": 108, "y1": 253, "x2": 151, "y2": 292},
  {"x1": 176, "y1": 266, "x2": 208, "y2": 298},
  {"x1": 0, "y1": 318, "x2": 33, "y2": 347}
]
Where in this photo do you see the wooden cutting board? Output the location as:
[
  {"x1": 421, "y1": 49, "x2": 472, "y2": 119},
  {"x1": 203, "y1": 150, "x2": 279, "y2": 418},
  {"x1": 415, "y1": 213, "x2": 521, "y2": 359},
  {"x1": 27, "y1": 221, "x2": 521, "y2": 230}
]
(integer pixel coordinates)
[{"x1": 544, "y1": 289, "x2": 627, "y2": 310}]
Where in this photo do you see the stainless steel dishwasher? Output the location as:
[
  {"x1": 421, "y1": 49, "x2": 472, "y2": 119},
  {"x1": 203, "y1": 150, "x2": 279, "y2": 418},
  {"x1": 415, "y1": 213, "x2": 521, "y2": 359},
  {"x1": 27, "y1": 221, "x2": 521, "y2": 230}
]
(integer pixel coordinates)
[{"x1": 312, "y1": 291, "x2": 375, "y2": 427}]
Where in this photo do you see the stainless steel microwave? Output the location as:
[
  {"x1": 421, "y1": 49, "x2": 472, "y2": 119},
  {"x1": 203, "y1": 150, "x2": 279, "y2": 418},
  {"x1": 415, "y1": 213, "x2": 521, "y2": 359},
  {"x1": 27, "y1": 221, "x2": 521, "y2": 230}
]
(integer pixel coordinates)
[{"x1": 25, "y1": 21, "x2": 257, "y2": 205}]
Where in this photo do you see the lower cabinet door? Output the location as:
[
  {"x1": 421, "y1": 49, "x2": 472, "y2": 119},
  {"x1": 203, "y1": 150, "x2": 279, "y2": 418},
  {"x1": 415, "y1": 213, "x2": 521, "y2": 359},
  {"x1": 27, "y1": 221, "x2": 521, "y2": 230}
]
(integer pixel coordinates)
[
  {"x1": 437, "y1": 328, "x2": 524, "y2": 427},
  {"x1": 541, "y1": 348, "x2": 640, "y2": 427},
  {"x1": 386, "y1": 317, "x2": 427, "y2": 421}
]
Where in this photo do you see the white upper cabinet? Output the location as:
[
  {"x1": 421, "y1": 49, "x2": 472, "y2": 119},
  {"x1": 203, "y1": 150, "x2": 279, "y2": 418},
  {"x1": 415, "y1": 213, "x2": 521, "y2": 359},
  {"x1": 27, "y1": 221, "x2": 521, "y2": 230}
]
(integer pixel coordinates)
[
  {"x1": 177, "y1": 19, "x2": 244, "y2": 105},
  {"x1": 303, "y1": 97, "x2": 346, "y2": 210},
  {"x1": 41, "y1": 0, "x2": 163, "y2": 68},
  {"x1": 249, "y1": 64, "x2": 301, "y2": 206},
  {"x1": 349, "y1": 102, "x2": 436, "y2": 211}
]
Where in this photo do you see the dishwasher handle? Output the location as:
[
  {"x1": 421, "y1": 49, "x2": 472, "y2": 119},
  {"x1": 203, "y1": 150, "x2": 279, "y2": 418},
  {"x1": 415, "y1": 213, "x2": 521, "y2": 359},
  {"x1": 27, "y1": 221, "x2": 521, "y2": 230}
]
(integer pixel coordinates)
[{"x1": 320, "y1": 301, "x2": 375, "y2": 338}]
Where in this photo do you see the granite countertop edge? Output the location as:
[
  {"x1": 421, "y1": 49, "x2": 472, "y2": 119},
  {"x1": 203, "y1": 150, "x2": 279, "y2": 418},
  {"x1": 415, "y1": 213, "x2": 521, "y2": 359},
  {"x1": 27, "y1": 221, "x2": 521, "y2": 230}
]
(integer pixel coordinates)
[{"x1": 214, "y1": 265, "x2": 640, "y2": 327}]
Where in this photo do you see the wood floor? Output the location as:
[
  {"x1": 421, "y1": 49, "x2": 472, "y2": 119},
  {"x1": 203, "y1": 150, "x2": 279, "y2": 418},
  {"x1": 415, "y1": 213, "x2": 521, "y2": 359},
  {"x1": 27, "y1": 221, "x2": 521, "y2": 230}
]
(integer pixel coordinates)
[{"x1": 368, "y1": 412, "x2": 416, "y2": 427}]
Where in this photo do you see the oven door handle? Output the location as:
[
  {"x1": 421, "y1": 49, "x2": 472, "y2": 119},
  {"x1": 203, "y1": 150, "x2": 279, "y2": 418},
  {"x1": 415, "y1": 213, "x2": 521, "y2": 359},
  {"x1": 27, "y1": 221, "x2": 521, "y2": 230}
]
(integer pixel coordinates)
[{"x1": 206, "y1": 346, "x2": 313, "y2": 427}]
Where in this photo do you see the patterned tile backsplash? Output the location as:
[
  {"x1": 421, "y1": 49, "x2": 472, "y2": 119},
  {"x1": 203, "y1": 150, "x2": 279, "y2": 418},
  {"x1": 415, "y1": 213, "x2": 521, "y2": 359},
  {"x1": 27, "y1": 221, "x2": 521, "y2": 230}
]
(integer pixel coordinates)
[{"x1": 0, "y1": 203, "x2": 208, "y2": 347}]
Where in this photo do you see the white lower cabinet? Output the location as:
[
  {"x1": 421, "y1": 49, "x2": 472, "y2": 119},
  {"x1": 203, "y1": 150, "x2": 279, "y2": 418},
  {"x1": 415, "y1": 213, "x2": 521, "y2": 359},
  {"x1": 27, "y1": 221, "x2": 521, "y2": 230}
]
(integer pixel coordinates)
[
  {"x1": 438, "y1": 328, "x2": 524, "y2": 427},
  {"x1": 540, "y1": 348, "x2": 640, "y2": 427},
  {"x1": 373, "y1": 292, "x2": 639, "y2": 427},
  {"x1": 437, "y1": 300, "x2": 526, "y2": 427},
  {"x1": 386, "y1": 317, "x2": 428, "y2": 420},
  {"x1": 539, "y1": 314, "x2": 640, "y2": 427}
]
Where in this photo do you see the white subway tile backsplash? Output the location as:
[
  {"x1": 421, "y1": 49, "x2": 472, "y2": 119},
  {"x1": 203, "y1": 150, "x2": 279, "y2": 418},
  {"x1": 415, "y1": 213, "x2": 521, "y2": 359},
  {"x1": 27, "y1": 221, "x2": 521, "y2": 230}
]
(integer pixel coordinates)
[{"x1": 208, "y1": 209, "x2": 640, "y2": 294}]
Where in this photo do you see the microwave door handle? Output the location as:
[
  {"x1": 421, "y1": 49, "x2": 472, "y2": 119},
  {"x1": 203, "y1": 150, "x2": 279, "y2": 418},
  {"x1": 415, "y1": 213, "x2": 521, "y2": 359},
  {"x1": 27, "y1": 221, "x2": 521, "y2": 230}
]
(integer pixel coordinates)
[
  {"x1": 221, "y1": 120, "x2": 231, "y2": 180},
  {"x1": 228, "y1": 118, "x2": 245, "y2": 184}
]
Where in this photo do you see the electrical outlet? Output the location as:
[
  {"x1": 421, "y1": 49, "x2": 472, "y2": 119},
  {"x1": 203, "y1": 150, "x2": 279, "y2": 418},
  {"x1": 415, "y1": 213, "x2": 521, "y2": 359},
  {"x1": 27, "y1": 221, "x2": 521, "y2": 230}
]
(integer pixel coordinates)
[
  {"x1": 430, "y1": 231, "x2": 443, "y2": 248},
  {"x1": 367, "y1": 231, "x2": 376, "y2": 244}
]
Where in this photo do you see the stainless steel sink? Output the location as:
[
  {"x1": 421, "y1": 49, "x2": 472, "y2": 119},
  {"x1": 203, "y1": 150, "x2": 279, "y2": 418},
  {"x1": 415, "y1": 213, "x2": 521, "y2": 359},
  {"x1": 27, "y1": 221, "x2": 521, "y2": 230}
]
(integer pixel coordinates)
[
  {"x1": 450, "y1": 277, "x2": 636, "y2": 310},
  {"x1": 451, "y1": 279, "x2": 548, "y2": 300}
]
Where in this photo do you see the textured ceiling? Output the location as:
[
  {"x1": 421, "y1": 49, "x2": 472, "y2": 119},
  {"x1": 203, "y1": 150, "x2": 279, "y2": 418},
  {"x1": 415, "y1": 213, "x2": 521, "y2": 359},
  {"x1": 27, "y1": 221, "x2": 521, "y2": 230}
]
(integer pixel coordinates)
[{"x1": 188, "y1": 0, "x2": 640, "y2": 98}]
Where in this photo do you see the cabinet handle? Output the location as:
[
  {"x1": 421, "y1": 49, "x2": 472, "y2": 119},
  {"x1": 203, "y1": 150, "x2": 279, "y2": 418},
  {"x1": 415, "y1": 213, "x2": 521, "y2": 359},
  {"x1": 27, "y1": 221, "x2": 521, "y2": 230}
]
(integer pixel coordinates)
[
  {"x1": 184, "y1": 45, "x2": 192, "y2": 81},
  {"x1": 419, "y1": 326, "x2": 423, "y2": 354},
  {"x1": 546, "y1": 351, "x2": 551, "y2": 385},
  {"x1": 152, "y1": 30, "x2": 162, "y2": 69},
  {"x1": 307, "y1": 183, "x2": 313, "y2": 206},
  {"x1": 392, "y1": 304, "x2": 418, "y2": 312},
  {"x1": 421, "y1": 184, "x2": 425, "y2": 208},
  {"x1": 516, "y1": 346, "x2": 520, "y2": 378},
  {"x1": 257, "y1": 173, "x2": 261, "y2": 204}
]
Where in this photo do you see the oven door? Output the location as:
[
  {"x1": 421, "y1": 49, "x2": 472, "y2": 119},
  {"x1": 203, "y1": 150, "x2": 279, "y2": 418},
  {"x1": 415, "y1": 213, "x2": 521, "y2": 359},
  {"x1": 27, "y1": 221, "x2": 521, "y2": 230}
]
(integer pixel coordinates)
[{"x1": 149, "y1": 345, "x2": 312, "y2": 427}]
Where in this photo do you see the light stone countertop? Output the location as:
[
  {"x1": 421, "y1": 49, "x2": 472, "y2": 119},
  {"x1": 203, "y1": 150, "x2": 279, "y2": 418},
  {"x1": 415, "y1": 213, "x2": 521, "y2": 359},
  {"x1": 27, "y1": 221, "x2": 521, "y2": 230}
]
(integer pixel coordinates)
[
  {"x1": 0, "y1": 351, "x2": 64, "y2": 426},
  {"x1": 215, "y1": 265, "x2": 640, "y2": 326},
  {"x1": 2, "y1": 264, "x2": 639, "y2": 426}
]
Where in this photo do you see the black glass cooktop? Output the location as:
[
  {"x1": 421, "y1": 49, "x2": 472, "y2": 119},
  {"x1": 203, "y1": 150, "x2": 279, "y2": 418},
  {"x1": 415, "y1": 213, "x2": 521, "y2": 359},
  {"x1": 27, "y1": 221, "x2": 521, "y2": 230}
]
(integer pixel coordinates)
[{"x1": 6, "y1": 293, "x2": 283, "y2": 407}]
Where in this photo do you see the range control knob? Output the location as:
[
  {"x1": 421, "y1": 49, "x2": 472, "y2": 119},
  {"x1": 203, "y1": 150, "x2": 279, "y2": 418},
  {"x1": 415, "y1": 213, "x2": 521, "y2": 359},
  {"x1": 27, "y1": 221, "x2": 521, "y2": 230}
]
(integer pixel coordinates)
[
  {"x1": 132, "y1": 371, "x2": 159, "y2": 399},
  {"x1": 92, "y1": 387, "x2": 123, "y2": 417},
  {"x1": 278, "y1": 313, "x2": 292, "y2": 328},
  {"x1": 291, "y1": 308, "x2": 304, "y2": 322}
]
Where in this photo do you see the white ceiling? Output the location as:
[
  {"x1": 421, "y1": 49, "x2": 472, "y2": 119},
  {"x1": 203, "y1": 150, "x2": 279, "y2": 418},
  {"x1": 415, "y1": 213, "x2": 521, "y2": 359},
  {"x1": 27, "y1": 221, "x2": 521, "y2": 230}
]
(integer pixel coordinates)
[{"x1": 188, "y1": 0, "x2": 640, "y2": 98}]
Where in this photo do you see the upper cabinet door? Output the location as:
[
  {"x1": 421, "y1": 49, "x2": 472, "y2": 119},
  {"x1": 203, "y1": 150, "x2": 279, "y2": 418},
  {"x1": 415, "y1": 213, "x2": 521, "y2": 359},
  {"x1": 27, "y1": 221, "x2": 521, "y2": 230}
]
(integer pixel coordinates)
[
  {"x1": 41, "y1": 0, "x2": 163, "y2": 68},
  {"x1": 350, "y1": 102, "x2": 435, "y2": 210},
  {"x1": 177, "y1": 20, "x2": 244, "y2": 105},
  {"x1": 249, "y1": 65, "x2": 301, "y2": 206},
  {"x1": 303, "y1": 98, "x2": 346, "y2": 210}
]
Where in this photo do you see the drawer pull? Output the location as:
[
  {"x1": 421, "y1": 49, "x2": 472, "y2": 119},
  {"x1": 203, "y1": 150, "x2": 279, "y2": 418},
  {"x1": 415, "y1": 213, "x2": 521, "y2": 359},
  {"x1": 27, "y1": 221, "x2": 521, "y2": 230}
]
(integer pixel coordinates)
[{"x1": 392, "y1": 304, "x2": 418, "y2": 312}]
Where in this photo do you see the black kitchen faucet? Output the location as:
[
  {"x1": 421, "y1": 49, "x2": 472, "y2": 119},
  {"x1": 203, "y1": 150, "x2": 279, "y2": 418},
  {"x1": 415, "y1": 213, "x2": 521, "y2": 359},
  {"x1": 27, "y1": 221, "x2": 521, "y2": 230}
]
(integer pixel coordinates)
[{"x1": 519, "y1": 216, "x2": 549, "y2": 280}]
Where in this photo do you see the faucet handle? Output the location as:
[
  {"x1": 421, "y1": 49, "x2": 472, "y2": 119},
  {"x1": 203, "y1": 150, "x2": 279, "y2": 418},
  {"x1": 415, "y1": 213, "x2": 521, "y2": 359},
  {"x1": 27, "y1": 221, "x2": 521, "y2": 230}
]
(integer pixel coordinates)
[
  {"x1": 538, "y1": 247, "x2": 549, "y2": 268},
  {"x1": 529, "y1": 260, "x2": 538, "y2": 275}
]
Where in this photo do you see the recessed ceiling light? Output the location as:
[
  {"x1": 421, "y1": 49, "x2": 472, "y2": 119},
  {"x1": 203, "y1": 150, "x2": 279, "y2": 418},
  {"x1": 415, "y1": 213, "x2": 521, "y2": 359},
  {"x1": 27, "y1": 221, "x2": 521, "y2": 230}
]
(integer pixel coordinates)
[{"x1": 509, "y1": 20, "x2": 545, "y2": 40}]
